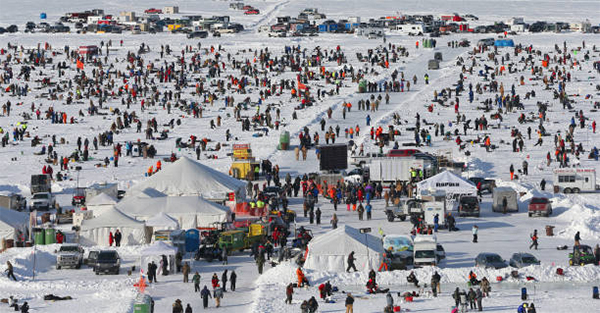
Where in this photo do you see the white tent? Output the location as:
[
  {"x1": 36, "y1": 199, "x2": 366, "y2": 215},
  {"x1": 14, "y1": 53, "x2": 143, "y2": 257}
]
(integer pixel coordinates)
[
  {"x1": 79, "y1": 207, "x2": 149, "y2": 246},
  {"x1": 85, "y1": 192, "x2": 118, "y2": 217},
  {"x1": 0, "y1": 207, "x2": 28, "y2": 242},
  {"x1": 140, "y1": 241, "x2": 178, "y2": 274},
  {"x1": 127, "y1": 157, "x2": 247, "y2": 201},
  {"x1": 304, "y1": 225, "x2": 384, "y2": 272},
  {"x1": 416, "y1": 170, "x2": 477, "y2": 203},
  {"x1": 146, "y1": 212, "x2": 179, "y2": 230},
  {"x1": 116, "y1": 194, "x2": 231, "y2": 229}
]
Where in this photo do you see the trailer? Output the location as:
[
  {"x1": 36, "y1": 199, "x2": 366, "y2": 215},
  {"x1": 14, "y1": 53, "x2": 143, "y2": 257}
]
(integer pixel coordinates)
[
  {"x1": 0, "y1": 192, "x2": 27, "y2": 211},
  {"x1": 553, "y1": 168, "x2": 598, "y2": 193},
  {"x1": 368, "y1": 157, "x2": 436, "y2": 183}
]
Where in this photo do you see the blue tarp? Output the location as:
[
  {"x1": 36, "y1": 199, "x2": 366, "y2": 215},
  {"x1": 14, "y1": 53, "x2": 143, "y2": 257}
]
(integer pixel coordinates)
[{"x1": 494, "y1": 39, "x2": 515, "y2": 47}]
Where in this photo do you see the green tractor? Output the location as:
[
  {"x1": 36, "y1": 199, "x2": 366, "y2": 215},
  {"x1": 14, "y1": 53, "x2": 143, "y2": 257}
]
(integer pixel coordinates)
[
  {"x1": 218, "y1": 224, "x2": 266, "y2": 253},
  {"x1": 568, "y1": 245, "x2": 595, "y2": 266}
]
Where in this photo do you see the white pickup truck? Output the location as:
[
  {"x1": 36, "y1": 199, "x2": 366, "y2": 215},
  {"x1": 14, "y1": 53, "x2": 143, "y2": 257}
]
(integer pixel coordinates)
[
  {"x1": 56, "y1": 244, "x2": 85, "y2": 269},
  {"x1": 31, "y1": 192, "x2": 56, "y2": 211}
]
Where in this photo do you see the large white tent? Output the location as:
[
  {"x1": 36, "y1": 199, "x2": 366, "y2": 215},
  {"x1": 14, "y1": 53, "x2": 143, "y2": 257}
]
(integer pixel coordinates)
[
  {"x1": 79, "y1": 207, "x2": 149, "y2": 246},
  {"x1": 140, "y1": 241, "x2": 178, "y2": 274},
  {"x1": 127, "y1": 157, "x2": 247, "y2": 201},
  {"x1": 116, "y1": 192, "x2": 231, "y2": 229},
  {"x1": 304, "y1": 225, "x2": 384, "y2": 272},
  {"x1": 85, "y1": 192, "x2": 118, "y2": 217},
  {"x1": 416, "y1": 170, "x2": 478, "y2": 203},
  {"x1": 0, "y1": 207, "x2": 28, "y2": 242},
  {"x1": 146, "y1": 212, "x2": 179, "y2": 230}
]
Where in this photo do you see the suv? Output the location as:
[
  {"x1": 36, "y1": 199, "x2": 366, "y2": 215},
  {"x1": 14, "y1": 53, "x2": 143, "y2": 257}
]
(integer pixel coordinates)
[
  {"x1": 528, "y1": 197, "x2": 552, "y2": 217},
  {"x1": 31, "y1": 192, "x2": 56, "y2": 210},
  {"x1": 187, "y1": 31, "x2": 208, "y2": 39},
  {"x1": 458, "y1": 196, "x2": 480, "y2": 217},
  {"x1": 56, "y1": 244, "x2": 85, "y2": 269},
  {"x1": 92, "y1": 250, "x2": 121, "y2": 275}
]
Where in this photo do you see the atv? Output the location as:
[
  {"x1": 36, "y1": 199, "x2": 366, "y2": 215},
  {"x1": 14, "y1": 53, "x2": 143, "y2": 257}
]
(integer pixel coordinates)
[{"x1": 568, "y1": 245, "x2": 595, "y2": 266}]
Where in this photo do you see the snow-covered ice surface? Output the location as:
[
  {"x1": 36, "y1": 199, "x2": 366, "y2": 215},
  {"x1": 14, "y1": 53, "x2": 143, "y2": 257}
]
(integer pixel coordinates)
[{"x1": 1, "y1": 0, "x2": 600, "y2": 312}]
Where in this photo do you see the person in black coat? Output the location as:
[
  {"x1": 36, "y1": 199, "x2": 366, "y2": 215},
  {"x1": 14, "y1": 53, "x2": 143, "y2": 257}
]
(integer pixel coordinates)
[
  {"x1": 185, "y1": 304, "x2": 193, "y2": 313},
  {"x1": 200, "y1": 286, "x2": 212, "y2": 308},
  {"x1": 221, "y1": 270, "x2": 228, "y2": 292},
  {"x1": 230, "y1": 270, "x2": 237, "y2": 291},
  {"x1": 346, "y1": 251, "x2": 358, "y2": 272},
  {"x1": 114, "y1": 229, "x2": 122, "y2": 247}
]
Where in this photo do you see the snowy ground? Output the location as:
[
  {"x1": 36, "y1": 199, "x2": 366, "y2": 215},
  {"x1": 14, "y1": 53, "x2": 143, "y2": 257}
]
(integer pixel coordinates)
[{"x1": 1, "y1": 0, "x2": 600, "y2": 312}]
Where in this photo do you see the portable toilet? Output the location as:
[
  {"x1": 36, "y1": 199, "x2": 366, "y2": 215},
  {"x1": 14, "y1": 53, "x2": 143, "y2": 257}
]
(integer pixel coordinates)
[
  {"x1": 34, "y1": 228, "x2": 45, "y2": 245},
  {"x1": 329, "y1": 24, "x2": 339, "y2": 32},
  {"x1": 318, "y1": 24, "x2": 327, "y2": 32},
  {"x1": 40, "y1": 12, "x2": 47, "y2": 19},
  {"x1": 278, "y1": 131, "x2": 290, "y2": 150},
  {"x1": 45, "y1": 228, "x2": 56, "y2": 244},
  {"x1": 434, "y1": 52, "x2": 443, "y2": 61},
  {"x1": 185, "y1": 229, "x2": 200, "y2": 252},
  {"x1": 133, "y1": 293, "x2": 154, "y2": 313}
]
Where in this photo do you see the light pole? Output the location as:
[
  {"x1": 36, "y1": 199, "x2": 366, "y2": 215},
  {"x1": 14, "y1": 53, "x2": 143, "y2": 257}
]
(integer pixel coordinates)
[{"x1": 359, "y1": 228, "x2": 372, "y2": 269}]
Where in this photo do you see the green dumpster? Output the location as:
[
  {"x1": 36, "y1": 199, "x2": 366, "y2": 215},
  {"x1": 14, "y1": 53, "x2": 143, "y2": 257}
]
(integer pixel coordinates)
[
  {"x1": 133, "y1": 294, "x2": 154, "y2": 313},
  {"x1": 34, "y1": 231, "x2": 45, "y2": 245},
  {"x1": 358, "y1": 80, "x2": 367, "y2": 93},
  {"x1": 45, "y1": 228, "x2": 56, "y2": 244},
  {"x1": 278, "y1": 131, "x2": 290, "y2": 150}
]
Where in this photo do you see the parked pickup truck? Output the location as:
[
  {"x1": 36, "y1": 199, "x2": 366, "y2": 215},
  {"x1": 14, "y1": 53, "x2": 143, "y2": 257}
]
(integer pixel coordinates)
[
  {"x1": 385, "y1": 198, "x2": 425, "y2": 222},
  {"x1": 31, "y1": 192, "x2": 56, "y2": 210},
  {"x1": 528, "y1": 197, "x2": 552, "y2": 217},
  {"x1": 56, "y1": 244, "x2": 85, "y2": 269}
]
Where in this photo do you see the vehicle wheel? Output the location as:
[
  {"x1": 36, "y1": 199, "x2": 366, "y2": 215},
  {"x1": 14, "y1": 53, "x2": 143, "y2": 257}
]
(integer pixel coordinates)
[
  {"x1": 573, "y1": 188, "x2": 580, "y2": 194},
  {"x1": 563, "y1": 188, "x2": 571, "y2": 194},
  {"x1": 399, "y1": 215, "x2": 406, "y2": 222},
  {"x1": 580, "y1": 262, "x2": 585, "y2": 266},
  {"x1": 76, "y1": 263, "x2": 81, "y2": 269},
  {"x1": 56, "y1": 265, "x2": 61, "y2": 270},
  {"x1": 95, "y1": 270, "x2": 99, "y2": 275},
  {"x1": 528, "y1": 213, "x2": 532, "y2": 217},
  {"x1": 387, "y1": 215, "x2": 394, "y2": 222}
]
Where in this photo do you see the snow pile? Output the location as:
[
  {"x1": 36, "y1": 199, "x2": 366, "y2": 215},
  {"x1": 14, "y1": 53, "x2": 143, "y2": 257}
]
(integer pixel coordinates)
[{"x1": 554, "y1": 198, "x2": 600, "y2": 241}]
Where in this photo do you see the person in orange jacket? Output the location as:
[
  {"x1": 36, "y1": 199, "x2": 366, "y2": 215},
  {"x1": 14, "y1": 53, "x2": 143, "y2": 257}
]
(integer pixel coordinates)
[
  {"x1": 297, "y1": 267, "x2": 307, "y2": 287},
  {"x1": 156, "y1": 160, "x2": 162, "y2": 172}
]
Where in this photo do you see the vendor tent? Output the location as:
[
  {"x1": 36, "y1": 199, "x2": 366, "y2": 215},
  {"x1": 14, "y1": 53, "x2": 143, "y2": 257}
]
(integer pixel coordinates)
[
  {"x1": 140, "y1": 241, "x2": 178, "y2": 274},
  {"x1": 416, "y1": 170, "x2": 477, "y2": 204},
  {"x1": 145, "y1": 212, "x2": 180, "y2": 230},
  {"x1": 79, "y1": 207, "x2": 149, "y2": 246},
  {"x1": 128, "y1": 157, "x2": 247, "y2": 201},
  {"x1": 304, "y1": 225, "x2": 384, "y2": 272},
  {"x1": 116, "y1": 194, "x2": 231, "y2": 229},
  {"x1": 85, "y1": 192, "x2": 118, "y2": 217},
  {"x1": 0, "y1": 207, "x2": 28, "y2": 242}
]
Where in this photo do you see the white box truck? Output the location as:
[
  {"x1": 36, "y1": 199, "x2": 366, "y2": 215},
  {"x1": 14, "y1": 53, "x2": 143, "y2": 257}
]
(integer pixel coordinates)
[
  {"x1": 413, "y1": 235, "x2": 438, "y2": 267},
  {"x1": 368, "y1": 157, "x2": 436, "y2": 182},
  {"x1": 553, "y1": 168, "x2": 598, "y2": 193}
]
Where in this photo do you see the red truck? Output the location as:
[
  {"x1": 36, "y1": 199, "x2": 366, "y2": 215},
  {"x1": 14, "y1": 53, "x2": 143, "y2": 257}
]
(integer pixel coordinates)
[{"x1": 528, "y1": 197, "x2": 552, "y2": 217}]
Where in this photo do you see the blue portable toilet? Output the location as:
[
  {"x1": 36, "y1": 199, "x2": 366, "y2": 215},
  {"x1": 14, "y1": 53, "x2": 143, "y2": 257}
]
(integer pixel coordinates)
[
  {"x1": 593, "y1": 286, "x2": 599, "y2": 299},
  {"x1": 40, "y1": 12, "x2": 47, "y2": 19},
  {"x1": 329, "y1": 24, "x2": 339, "y2": 32},
  {"x1": 521, "y1": 287, "x2": 527, "y2": 300},
  {"x1": 318, "y1": 24, "x2": 327, "y2": 32},
  {"x1": 345, "y1": 23, "x2": 352, "y2": 30},
  {"x1": 185, "y1": 229, "x2": 200, "y2": 252}
]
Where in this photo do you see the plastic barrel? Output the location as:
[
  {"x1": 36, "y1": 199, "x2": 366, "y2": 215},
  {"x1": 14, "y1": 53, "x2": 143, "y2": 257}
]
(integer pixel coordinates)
[
  {"x1": 34, "y1": 231, "x2": 45, "y2": 245},
  {"x1": 521, "y1": 287, "x2": 527, "y2": 300},
  {"x1": 279, "y1": 131, "x2": 290, "y2": 150},
  {"x1": 45, "y1": 228, "x2": 56, "y2": 244},
  {"x1": 593, "y1": 286, "x2": 599, "y2": 299}
]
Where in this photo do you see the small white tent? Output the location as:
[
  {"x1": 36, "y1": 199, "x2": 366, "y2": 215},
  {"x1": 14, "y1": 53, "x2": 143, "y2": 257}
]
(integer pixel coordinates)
[
  {"x1": 127, "y1": 157, "x2": 247, "y2": 201},
  {"x1": 80, "y1": 207, "x2": 149, "y2": 246},
  {"x1": 85, "y1": 193, "x2": 118, "y2": 217},
  {"x1": 146, "y1": 212, "x2": 179, "y2": 230},
  {"x1": 116, "y1": 194, "x2": 231, "y2": 229},
  {"x1": 140, "y1": 241, "x2": 178, "y2": 274},
  {"x1": 0, "y1": 207, "x2": 28, "y2": 242},
  {"x1": 304, "y1": 225, "x2": 384, "y2": 272},
  {"x1": 416, "y1": 170, "x2": 477, "y2": 203}
]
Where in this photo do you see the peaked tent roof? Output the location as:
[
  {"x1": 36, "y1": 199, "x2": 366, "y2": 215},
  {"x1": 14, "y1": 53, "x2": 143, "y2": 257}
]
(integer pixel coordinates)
[
  {"x1": 0, "y1": 206, "x2": 28, "y2": 230},
  {"x1": 80, "y1": 206, "x2": 144, "y2": 230},
  {"x1": 86, "y1": 192, "x2": 117, "y2": 206},
  {"x1": 145, "y1": 212, "x2": 180, "y2": 229},
  {"x1": 128, "y1": 157, "x2": 246, "y2": 199},
  {"x1": 307, "y1": 225, "x2": 384, "y2": 256},
  {"x1": 141, "y1": 241, "x2": 178, "y2": 256},
  {"x1": 416, "y1": 170, "x2": 477, "y2": 192}
]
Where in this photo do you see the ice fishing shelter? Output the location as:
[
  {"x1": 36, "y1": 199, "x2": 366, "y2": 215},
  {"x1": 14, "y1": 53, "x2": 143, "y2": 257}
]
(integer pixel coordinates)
[
  {"x1": 85, "y1": 192, "x2": 118, "y2": 217},
  {"x1": 140, "y1": 241, "x2": 178, "y2": 274},
  {"x1": 79, "y1": 207, "x2": 149, "y2": 246},
  {"x1": 0, "y1": 207, "x2": 28, "y2": 243},
  {"x1": 128, "y1": 157, "x2": 247, "y2": 203},
  {"x1": 116, "y1": 193, "x2": 231, "y2": 229},
  {"x1": 304, "y1": 225, "x2": 384, "y2": 272},
  {"x1": 416, "y1": 170, "x2": 477, "y2": 205},
  {"x1": 492, "y1": 187, "x2": 519, "y2": 212}
]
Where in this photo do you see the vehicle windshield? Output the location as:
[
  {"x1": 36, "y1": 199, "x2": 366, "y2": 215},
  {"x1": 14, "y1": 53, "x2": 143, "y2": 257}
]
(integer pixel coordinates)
[
  {"x1": 580, "y1": 247, "x2": 593, "y2": 254},
  {"x1": 462, "y1": 197, "x2": 478, "y2": 204},
  {"x1": 98, "y1": 252, "x2": 117, "y2": 260},
  {"x1": 530, "y1": 198, "x2": 548, "y2": 204},
  {"x1": 384, "y1": 238, "x2": 413, "y2": 251},
  {"x1": 415, "y1": 250, "x2": 435, "y2": 259},
  {"x1": 60, "y1": 246, "x2": 79, "y2": 252},
  {"x1": 522, "y1": 256, "x2": 538, "y2": 264},
  {"x1": 486, "y1": 255, "x2": 503, "y2": 263},
  {"x1": 33, "y1": 194, "x2": 48, "y2": 199}
]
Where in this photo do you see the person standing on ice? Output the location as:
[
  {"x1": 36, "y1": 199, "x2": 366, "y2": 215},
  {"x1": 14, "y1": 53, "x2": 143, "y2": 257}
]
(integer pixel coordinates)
[
  {"x1": 530, "y1": 230, "x2": 539, "y2": 250},
  {"x1": 509, "y1": 164, "x2": 515, "y2": 180},
  {"x1": 200, "y1": 285, "x2": 212, "y2": 308},
  {"x1": 574, "y1": 231, "x2": 581, "y2": 246},
  {"x1": 346, "y1": 251, "x2": 358, "y2": 272},
  {"x1": 472, "y1": 225, "x2": 479, "y2": 243},
  {"x1": 5, "y1": 261, "x2": 17, "y2": 281},
  {"x1": 285, "y1": 283, "x2": 294, "y2": 304}
]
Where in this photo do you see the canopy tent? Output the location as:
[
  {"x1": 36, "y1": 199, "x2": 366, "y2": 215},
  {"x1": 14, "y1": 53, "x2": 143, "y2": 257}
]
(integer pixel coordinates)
[
  {"x1": 85, "y1": 192, "x2": 118, "y2": 217},
  {"x1": 304, "y1": 225, "x2": 384, "y2": 272},
  {"x1": 416, "y1": 170, "x2": 477, "y2": 204},
  {"x1": 0, "y1": 207, "x2": 28, "y2": 242},
  {"x1": 79, "y1": 207, "x2": 149, "y2": 246},
  {"x1": 140, "y1": 241, "x2": 178, "y2": 274},
  {"x1": 145, "y1": 212, "x2": 180, "y2": 230},
  {"x1": 127, "y1": 157, "x2": 247, "y2": 201},
  {"x1": 116, "y1": 193, "x2": 231, "y2": 229}
]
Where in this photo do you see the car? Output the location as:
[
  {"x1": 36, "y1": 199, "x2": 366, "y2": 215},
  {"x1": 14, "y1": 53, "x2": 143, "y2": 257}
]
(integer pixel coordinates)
[
  {"x1": 25, "y1": 22, "x2": 36, "y2": 31},
  {"x1": 144, "y1": 8, "x2": 163, "y2": 14},
  {"x1": 528, "y1": 197, "x2": 552, "y2": 217},
  {"x1": 477, "y1": 38, "x2": 495, "y2": 47},
  {"x1": 7, "y1": 25, "x2": 19, "y2": 33},
  {"x1": 31, "y1": 192, "x2": 56, "y2": 210},
  {"x1": 187, "y1": 31, "x2": 208, "y2": 39},
  {"x1": 509, "y1": 253, "x2": 540, "y2": 268},
  {"x1": 475, "y1": 252, "x2": 508, "y2": 269},
  {"x1": 56, "y1": 244, "x2": 85, "y2": 269},
  {"x1": 85, "y1": 250, "x2": 99, "y2": 267},
  {"x1": 0, "y1": 27, "x2": 6, "y2": 34},
  {"x1": 458, "y1": 196, "x2": 480, "y2": 217},
  {"x1": 387, "y1": 149, "x2": 421, "y2": 157},
  {"x1": 92, "y1": 250, "x2": 120, "y2": 275},
  {"x1": 468, "y1": 177, "x2": 496, "y2": 193}
]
